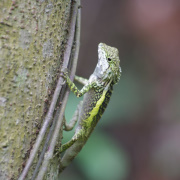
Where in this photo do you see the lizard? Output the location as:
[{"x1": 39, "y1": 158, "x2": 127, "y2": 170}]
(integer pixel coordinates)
[{"x1": 59, "y1": 42, "x2": 121, "y2": 170}]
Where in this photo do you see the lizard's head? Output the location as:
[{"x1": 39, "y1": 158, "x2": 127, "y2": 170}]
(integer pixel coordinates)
[{"x1": 94, "y1": 43, "x2": 121, "y2": 84}]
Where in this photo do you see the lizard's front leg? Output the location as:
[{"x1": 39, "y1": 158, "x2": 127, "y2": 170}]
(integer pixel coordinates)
[
  {"x1": 61, "y1": 69, "x2": 95, "y2": 97},
  {"x1": 60, "y1": 127, "x2": 84, "y2": 152},
  {"x1": 75, "y1": 75, "x2": 88, "y2": 85}
]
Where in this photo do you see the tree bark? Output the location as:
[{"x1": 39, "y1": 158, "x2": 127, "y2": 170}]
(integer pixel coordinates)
[{"x1": 0, "y1": 0, "x2": 72, "y2": 179}]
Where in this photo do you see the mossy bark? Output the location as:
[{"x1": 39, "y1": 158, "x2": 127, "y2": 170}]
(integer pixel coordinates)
[{"x1": 0, "y1": 0, "x2": 71, "y2": 179}]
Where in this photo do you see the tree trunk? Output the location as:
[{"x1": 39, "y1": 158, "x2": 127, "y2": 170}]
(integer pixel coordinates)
[{"x1": 0, "y1": 0, "x2": 72, "y2": 179}]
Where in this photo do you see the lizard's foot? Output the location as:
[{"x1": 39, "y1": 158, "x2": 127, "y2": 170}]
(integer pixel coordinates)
[
  {"x1": 60, "y1": 67, "x2": 69, "y2": 85},
  {"x1": 60, "y1": 67, "x2": 69, "y2": 78},
  {"x1": 54, "y1": 146, "x2": 61, "y2": 158}
]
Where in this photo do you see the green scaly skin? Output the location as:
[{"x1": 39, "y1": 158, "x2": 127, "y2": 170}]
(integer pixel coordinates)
[{"x1": 59, "y1": 43, "x2": 121, "y2": 170}]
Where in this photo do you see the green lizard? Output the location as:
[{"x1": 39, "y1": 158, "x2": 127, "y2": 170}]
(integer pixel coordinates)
[{"x1": 59, "y1": 43, "x2": 121, "y2": 170}]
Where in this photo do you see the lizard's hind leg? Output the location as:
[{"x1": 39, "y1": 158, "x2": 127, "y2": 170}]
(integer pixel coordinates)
[
  {"x1": 64, "y1": 101, "x2": 82, "y2": 131},
  {"x1": 60, "y1": 138, "x2": 77, "y2": 152},
  {"x1": 61, "y1": 101, "x2": 83, "y2": 152},
  {"x1": 60, "y1": 128, "x2": 83, "y2": 153}
]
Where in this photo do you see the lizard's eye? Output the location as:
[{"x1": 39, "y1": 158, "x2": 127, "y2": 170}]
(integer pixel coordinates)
[{"x1": 107, "y1": 58, "x2": 112, "y2": 62}]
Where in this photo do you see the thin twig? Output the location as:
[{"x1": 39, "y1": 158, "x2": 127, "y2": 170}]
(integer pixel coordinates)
[
  {"x1": 34, "y1": 1, "x2": 80, "y2": 179},
  {"x1": 18, "y1": 1, "x2": 77, "y2": 179},
  {"x1": 31, "y1": 1, "x2": 81, "y2": 177},
  {"x1": 31, "y1": 107, "x2": 60, "y2": 180},
  {"x1": 59, "y1": 0, "x2": 81, "y2": 173},
  {"x1": 35, "y1": 91, "x2": 69, "y2": 180},
  {"x1": 69, "y1": 0, "x2": 81, "y2": 80}
]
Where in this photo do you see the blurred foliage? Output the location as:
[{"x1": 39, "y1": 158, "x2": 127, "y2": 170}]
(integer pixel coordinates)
[{"x1": 77, "y1": 132, "x2": 129, "y2": 180}]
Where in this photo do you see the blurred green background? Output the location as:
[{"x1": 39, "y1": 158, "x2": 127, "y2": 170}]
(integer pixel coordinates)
[{"x1": 61, "y1": 1, "x2": 180, "y2": 180}]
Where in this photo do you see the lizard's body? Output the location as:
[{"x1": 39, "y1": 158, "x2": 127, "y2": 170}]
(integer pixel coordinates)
[{"x1": 59, "y1": 43, "x2": 121, "y2": 170}]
